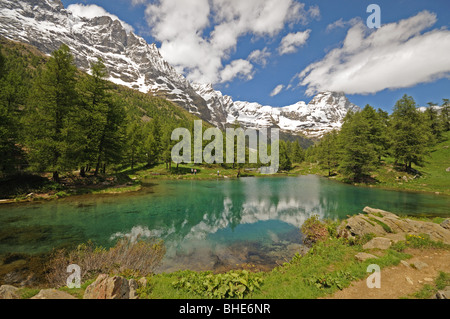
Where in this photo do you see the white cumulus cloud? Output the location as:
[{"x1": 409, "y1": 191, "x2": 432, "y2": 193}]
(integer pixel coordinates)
[
  {"x1": 220, "y1": 59, "x2": 254, "y2": 83},
  {"x1": 67, "y1": 4, "x2": 135, "y2": 33},
  {"x1": 270, "y1": 84, "x2": 285, "y2": 97},
  {"x1": 278, "y1": 30, "x2": 311, "y2": 55},
  {"x1": 143, "y1": 0, "x2": 318, "y2": 84},
  {"x1": 298, "y1": 11, "x2": 450, "y2": 96},
  {"x1": 248, "y1": 47, "x2": 271, "y2": 67}
]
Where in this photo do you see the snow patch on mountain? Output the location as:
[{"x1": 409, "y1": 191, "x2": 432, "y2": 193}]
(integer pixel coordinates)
[{"x1": 0, "y1": 0, "x2": 360, "y2": 137}]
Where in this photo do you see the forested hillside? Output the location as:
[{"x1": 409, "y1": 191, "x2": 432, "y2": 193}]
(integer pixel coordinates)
[
  {"x1": 0, "y1": 37, "x2": 206, "y2": 181},
  {"x1": 305, "y1": 97, "x2": 449, "y2": 183}
]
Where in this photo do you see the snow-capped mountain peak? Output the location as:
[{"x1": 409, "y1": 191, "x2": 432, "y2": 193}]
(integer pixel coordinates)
[{"x1": 0, "y1": 0, "x2": 360, "y2": 137}]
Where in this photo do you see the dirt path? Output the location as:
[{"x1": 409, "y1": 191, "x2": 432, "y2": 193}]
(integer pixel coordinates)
[{"x1": 325, "y1": 248, "x2": 450, "y2": 299}]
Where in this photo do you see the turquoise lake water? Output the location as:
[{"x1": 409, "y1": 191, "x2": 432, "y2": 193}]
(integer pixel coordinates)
[{"x1": 0, "y1": 175, "x2": 449, "y2": 272}]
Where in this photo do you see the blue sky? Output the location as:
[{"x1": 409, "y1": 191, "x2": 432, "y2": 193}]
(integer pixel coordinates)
[{"x1": 61, "y1": 0, "x2": 450, "y2": 112}]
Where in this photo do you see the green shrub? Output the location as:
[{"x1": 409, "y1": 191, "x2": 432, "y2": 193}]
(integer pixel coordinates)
[
  {"x1": 172, "y1": 270, "x2": 263, "y2": 299},
  {"x1": 392, "y1": 234, "x2": 449, "y2": 251},
  {"x1": 55, "y1": 191, "x2": 69, "y2": 198},
  {"x1": 301, "y1": 215, "x2": 329, "y2": 245},
  {"x1": 46, "y1": 238, "x2": 166, "y2": 287},
  {"x1": 306, "y1": 270, "x2": 356, "y2": 290}
]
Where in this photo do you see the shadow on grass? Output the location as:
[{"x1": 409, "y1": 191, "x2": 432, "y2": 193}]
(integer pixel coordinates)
[{"x1": 0, "y1": 174, "x2": 57, "y2": 199}]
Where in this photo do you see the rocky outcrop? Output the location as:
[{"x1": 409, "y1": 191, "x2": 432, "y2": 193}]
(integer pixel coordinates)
[
  {"x1": 441, "y1": 219, "x2": 450, "y2": 230},
  {"x1": 337, "y1": 207, "x2": 450, "y2": 244},
  {"x1": 31, "y1": 289, "x2": 77, "y2": 299},
  {"x1": 435, "y1": 286, "x2": 450, "y2": 299},
  {"x1": 354, "y1": 252, "x2": 378, "y2": 262},
  {"x1": 362, "y1": 237, "x2": 392, "y2": 250},
  {"x1": 0, "y1": 285, "x2": 20, "y2": 299},
  {"x1": 83, "y1": 274, "x2": 138, "y2": 299}
]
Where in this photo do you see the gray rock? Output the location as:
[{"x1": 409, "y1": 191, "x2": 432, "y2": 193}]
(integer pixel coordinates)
[
  {"x1": 405, "y1": 276, "x2": 414, "y2": 285},
  {"x1": 138, "y1": 277, "x2": 148, "y2": 287},
  {"x1": 128, "y1": 279, "x2": 138, "y2": 300},
  {"x1": 338, "y1": 207, "x2": 450, "y2": 245},
  {"x1": 411, "y1": 261, "x2": 428, "y2": 270},
  {"x1": 363, "y1": 237, "x2": 392, "y2": 250},
  {"x1": 355, "y1": 252, "x2": 378, "y2": 262},
  {"x1": 436, "y1": 286, "x2": 450, "y2": 299},
  {"x1": 83, "y1": 274, "x2": 138, "y2": 299},
  {"x1": 400, "y1": 260, "x2": 411, "y2": 268},
  {"x1": 31, "y1": 289, "x2": 77, "y2": 299},
  {"x1": 441, "y1": 219, "x2": 450, "y2": 230},
  {"x1": 0, "y1": 285, "x2": 20, "y2": 299}
]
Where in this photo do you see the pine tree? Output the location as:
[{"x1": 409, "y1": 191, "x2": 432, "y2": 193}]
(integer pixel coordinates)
[
  {"x1": 94, "y1": 95, "x2": 126, "y2": 176},
  {"x1": 441, "y1": 99, "x2": 450, "y2": 132},
  {"x1": 279, "y1": 140, "x2": 292, "y2": 171},
  {"x1": 290, "y1": 140, "x2": 305, "y2": 164},
  {"x1": 24, "y1": 44, "x2": 78, "y2": 181},
  {"x1": 144, "y1": 117, "x2": 163, "y2": 167},
  {"x1": 338, "y1": 111, "x2": 378, "y2": 182},
  {"x1": 390, "y1": 94, "x2": 431, "y2": 171},
  {"x1": 316, "y1": 130, "x2": 339, "y2": 176},
  {"x1": 361, "y1": 105, "x2": 389, "y2": 162},
  {"x1": 424, "y1": 103, "x2": 443, "y2": 143},
  {"x1": 125, "y1": 119, "x2": 145, "y2": 170},
  {"x1": 0, "y1": 47, "x2": 23, "y2": 174}
]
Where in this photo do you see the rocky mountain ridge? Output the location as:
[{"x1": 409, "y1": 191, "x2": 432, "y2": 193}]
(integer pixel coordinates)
[{"x1": 0, "y1": 0, "x2": 360, "y2": 137}]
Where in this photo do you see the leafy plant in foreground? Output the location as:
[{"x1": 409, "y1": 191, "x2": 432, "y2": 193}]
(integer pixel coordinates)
[{"x1": 172, "y1": 270, "x2": 263, "y2": 299}]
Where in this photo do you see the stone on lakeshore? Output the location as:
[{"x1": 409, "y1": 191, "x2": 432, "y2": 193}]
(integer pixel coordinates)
[
  {"x1": 441, "y1": 219, "x2": 450, "y2": 230},
  {"x1": 400, "y1": 260, "x2": 410, "y2": 268},
  {"x1": 411, "y1": 261, "x2": 428, "y2": 270},
  {"x1": 0, "y1": 285, "x2": 20, "y2": 299},
  {"x1": 138, "y1": 277, "x2": 148, "y2": 287},
  {"x1": 83, "y1": 274, "x2": 138, "y2": 299},
  {"x1": 363, "y1": 237, "x2": 392, "y2": 250},
  {"x1": 31, "y1": 289, "x2": 77, "y2": 299},
  {"x1": 337, "y1": 207, "x2": 450, "y2": 245},
  {"x1": 405, "y1": 276, "x2": 414, "y2": 285},
  {"x1": 354, "y1": 252, "x2": 378, "y2": 262},
  {"x1": 436, "y1": 286, "x2": 450, "y2": 299}
]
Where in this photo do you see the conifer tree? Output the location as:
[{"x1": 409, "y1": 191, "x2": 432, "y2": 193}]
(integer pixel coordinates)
[
  {"x1": 361, "y1": 105, "x2": 389, "y2": 162},
  {"x1": 424, "y1": 103, "x2": 443, "y2": 143},
  {"x1": 279, "y1": 140, "x2": 292, "y2": 171},
  {"x1": 338, "y1": 111, "x2": 378, "y2": 182},
  {"x1": 390, "y1": 94, "x2": 431, "y2": 171},
  {"x1": 24, "y1": 44, "x2": 78, "y2": 181},
  {"x1": 316, "y1": 130, "x2": 339, "y2": 176},
  {"x1": 440, "y1": 99, "x2": 449, "y2": 132},
  {"x1": 0, "y1": 47, "x2": 22, "y2": 174}
]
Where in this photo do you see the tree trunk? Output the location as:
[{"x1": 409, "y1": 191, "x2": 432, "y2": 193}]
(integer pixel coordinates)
[
  {"x1": 94, "y1": 156, "x2": 101, "y2": 177},
  {"x1": 80, "y1": 166, "x2": 86, "y2": 177},
  {"x1": 52, "y1": 171, "x2": 59, "y2": 183}
]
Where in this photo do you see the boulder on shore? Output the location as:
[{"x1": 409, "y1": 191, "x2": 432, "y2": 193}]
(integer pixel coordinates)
[
  {"x1": 31, "y1": 289, "x2": 77, "y2": 299},
  {"x1": 337, "y1": 207, "x2": 450, "y2": 244},
  {"x1": 363, "y1": 237, "x2": 392, "y2": 250},
  {"x1": 354, "y1": 252, "x2": 378, "y2": 262},
  {"x1": 83, "y1": 274, "x2": 138, "y2": 299},
  {"x1": 0, "y1": 285, "x2": 20, "y2": 299}
]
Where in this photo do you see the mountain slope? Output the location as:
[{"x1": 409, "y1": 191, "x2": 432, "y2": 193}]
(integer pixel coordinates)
[
  {"x1": 0, "y1": 0, "x2": 215, "y2": 123},
  {"x1": 193, "y1": 88, "x2": 360, "y2": 138},
  {"x1": 0, "y1": 0, "x2": 360, "y2": 138}
]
